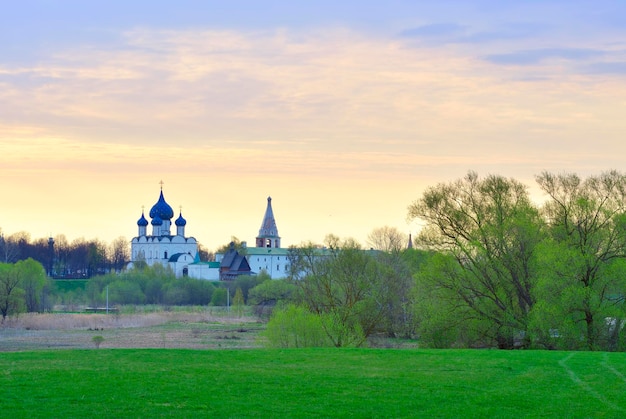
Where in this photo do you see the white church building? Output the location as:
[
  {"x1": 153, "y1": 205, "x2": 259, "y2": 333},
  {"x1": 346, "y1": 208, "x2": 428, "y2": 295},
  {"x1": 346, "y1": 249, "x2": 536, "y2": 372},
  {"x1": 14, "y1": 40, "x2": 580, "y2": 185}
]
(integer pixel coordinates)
[{"x1": 130, "y1": 188, "x2": 289, "y2": 280}]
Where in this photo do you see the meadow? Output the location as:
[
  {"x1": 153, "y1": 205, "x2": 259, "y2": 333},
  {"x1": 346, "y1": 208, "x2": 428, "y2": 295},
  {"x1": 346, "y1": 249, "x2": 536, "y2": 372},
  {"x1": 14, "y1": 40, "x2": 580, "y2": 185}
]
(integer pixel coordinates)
[{"x1": 2, "y1": 348, "x2": 626, "y2": 417}]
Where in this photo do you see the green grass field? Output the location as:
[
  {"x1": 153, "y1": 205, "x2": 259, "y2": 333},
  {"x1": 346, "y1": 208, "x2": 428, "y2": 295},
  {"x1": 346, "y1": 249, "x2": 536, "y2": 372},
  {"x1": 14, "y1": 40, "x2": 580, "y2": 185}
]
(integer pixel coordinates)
[{"x1": 2, "y1": 349, "x2": 625, "y2": 418}]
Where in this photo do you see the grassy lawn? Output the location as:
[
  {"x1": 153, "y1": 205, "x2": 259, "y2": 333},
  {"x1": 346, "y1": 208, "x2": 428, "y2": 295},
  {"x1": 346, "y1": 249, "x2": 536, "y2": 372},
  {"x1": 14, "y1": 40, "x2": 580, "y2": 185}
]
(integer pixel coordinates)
[{"x1": 2, "y1": 349, "x2": 626, "y2": 418}]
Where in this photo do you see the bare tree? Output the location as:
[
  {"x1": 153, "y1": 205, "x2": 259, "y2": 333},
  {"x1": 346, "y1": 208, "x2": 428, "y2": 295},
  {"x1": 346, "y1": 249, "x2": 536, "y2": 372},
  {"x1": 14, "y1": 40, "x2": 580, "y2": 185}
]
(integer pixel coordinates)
[
  {"x1": 109, "y1": 236, "x2": 130, "y2": 273},
  {"x1": 366, "y1": 226, "x2": 407, "y2": 253}
]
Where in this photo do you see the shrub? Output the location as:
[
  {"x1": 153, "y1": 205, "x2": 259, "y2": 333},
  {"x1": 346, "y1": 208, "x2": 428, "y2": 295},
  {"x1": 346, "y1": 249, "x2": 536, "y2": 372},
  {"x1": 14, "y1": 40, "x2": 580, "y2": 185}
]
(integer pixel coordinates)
[
  {"x1": 92, "y1": 335, "x2": 104, "y2": 349},
  {"x1": 261, "y1": 304, "x2": 331, "y2": 348}
]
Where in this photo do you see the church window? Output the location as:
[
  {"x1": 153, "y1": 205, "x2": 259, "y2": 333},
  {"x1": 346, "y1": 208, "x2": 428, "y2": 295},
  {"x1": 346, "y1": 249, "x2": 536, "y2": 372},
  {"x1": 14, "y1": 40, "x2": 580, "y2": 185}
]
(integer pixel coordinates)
[
  {"x1": 277, "y1": 265, "x2": 280, "y2": 271},
  {"x1": 164, "y1": 251, "x2": 168, "y2": 259}
]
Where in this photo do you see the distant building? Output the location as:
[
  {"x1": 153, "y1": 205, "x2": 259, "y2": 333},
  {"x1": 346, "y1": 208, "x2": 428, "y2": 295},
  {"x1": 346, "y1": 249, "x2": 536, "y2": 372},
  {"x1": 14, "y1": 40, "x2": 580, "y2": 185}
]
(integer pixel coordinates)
[
  {"x1": 130, "y1": 186, "x2": 199, "y2": 278},
  {"x1": 131, "y1": 188, "x2": 288, "y2": 280},
  {"x1": 216, "y1": 196, "x2": 290, "y2": 279}
]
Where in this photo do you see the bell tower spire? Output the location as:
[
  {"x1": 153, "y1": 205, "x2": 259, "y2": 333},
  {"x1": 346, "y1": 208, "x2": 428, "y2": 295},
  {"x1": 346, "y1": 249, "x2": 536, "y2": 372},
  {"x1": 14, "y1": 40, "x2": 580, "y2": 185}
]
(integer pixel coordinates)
[{"x1": 255, "y1": 196, "x2": 281, "y2": 248}]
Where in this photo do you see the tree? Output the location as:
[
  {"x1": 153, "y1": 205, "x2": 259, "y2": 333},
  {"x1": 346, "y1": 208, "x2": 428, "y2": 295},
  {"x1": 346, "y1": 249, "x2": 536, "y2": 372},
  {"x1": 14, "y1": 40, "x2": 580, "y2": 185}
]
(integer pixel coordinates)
[
  {"x1": 0, "y1": 263, "x2": 25, "y2": 322},
  {"x1": 298, "y1": 238, "x2": 388, "y2": 347},
  {"x1": 215, "y1": 237, "x2": 248, "y2": 255},
  {"x1": 16, "y1": 258, "x2": 47, "y2": 312},
  {"x1": 233, "y1": 287, "x2": 245, "y2": 317},
  {"x1": 408, "y1": 171, "x2": 544, "y2": 348},
  {"x1": 0, "y1": 230, "x2": 20, "y2": 263},
  {"x1": 109, "y1": 236, "x2": 129, "y2": 273},
  {"x1": 366, "y1": 226, "x2": 408, "y2": 253},
  {"x1": 92, "y1": 335, "x2": 105, "y2": 349},
  {"x1": 532, "y1": 170, "x2": 626, "y2": 350}
]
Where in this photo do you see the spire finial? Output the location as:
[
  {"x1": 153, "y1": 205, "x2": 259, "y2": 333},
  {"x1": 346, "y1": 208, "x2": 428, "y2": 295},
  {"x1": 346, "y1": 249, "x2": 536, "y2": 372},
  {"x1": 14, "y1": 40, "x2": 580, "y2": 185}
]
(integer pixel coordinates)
[{"x1": 159, "y1": 180, "x2": 164, "y2": 190}]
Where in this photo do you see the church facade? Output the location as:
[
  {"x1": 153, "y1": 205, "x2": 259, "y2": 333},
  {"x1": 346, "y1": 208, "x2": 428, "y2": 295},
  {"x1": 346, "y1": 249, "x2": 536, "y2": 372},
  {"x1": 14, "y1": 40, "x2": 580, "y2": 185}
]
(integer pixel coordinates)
[{"x1": 130, "y1": 187, "x2": 204, "y2": 278}]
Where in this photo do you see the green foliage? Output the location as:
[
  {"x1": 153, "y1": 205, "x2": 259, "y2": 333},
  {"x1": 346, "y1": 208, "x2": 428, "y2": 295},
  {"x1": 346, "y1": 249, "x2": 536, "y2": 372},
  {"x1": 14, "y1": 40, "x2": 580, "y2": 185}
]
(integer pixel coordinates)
[
  {"x1": 83, "y1": 265, "x2": 216, "y2": 307},
  {"x1": 3, "y1": 349, "x2": 626, "y2": 417},
  {"x1": 108, "y1": 280, "x2": 146, "y2": 305},
  {"x1": 408, "y1": 172, "x2": 543, "y2": 348},
  {"x1": 16, "y1": 259, "x2": 47, "y2": 312},
  {"x1": 211, "y1": 287, "x2": 228, "y2": 306},
  {"x1": 297, "y1": 239, "x2": 389, "y2": 347},
  {"x1": 533, "y1": 170, "x2": 626, "y2": 350},
  {"x1": 262, "y1": 304, "x2": 332, "y2": 348},
  {"x1": 0, "y1": 263, "x2": 25, "y2": 321},
  {"x1": 0, "y1": 259, "x2": 48, "y2": 320},
  {"x1": 232, "y1": 287, "x2": 245, "y2": 317},
  {"x1": 248, "y1": 279, "x2": 298, "y2": 306}
]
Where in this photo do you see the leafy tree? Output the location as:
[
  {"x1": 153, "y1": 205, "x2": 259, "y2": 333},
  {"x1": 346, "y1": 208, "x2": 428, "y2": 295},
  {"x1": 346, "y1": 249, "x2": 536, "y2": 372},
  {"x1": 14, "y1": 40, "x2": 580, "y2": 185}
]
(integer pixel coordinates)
[
  {"x1": 532, "y1": 171, "x2": 626, "y2": 350},
  {"x1": 298, "y1": 239, "x2": 388, "y2": 347},
  {"x1": 408, "y1": 171, "x2": 544, "y2": 348},
  {"x1": 215, "y1": 237, "x2": 248, "y2": 255},
  {"x1": 248, "y1": 279, "x2": 299, "y2": 318},
  {"x1": 16, "y1": 258, "x2": 47, "y2": 312},
  {"x1": 0, "y1": 263, "x2": 25, "y2": 322}
]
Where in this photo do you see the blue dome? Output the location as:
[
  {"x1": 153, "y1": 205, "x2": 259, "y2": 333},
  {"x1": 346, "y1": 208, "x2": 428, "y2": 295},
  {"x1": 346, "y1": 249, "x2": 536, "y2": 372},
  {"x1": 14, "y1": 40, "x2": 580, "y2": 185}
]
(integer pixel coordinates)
[
  {"x1": 137, "y1": 213, "x2": 149, "y2": 227},
  {"x1": 149, "y1": 190, "x2": 174, "y2": 220},
  {"x1": 151, "y1": 215, "x2": 163, "y2": 226},
  {"x1": 175, "y1": 212, "x2": 187, "y2": 226}
]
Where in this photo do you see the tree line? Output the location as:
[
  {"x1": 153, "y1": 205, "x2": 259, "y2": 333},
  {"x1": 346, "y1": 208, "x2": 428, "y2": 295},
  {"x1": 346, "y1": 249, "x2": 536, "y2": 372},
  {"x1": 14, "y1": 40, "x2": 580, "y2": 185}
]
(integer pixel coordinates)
[
  {"x1": 260, "y1": 170, "x2": 626, "y2": 352},
  {"x1": 0, "y1": 232, "x2": 213, "y2": 278},
  {"x1": 0, "y1": 232, "x2": 130, "y2": 277}
]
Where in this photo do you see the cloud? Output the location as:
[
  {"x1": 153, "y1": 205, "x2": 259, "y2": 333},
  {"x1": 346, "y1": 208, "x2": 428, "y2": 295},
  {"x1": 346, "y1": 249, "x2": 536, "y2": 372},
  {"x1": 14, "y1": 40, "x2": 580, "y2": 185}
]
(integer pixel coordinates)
[
  {"x1": 399, "y1": 23, "x2": 467, "y2": 39},
  {"x1": 398, "y1": 21, "x2": 550, "y2": 46},
  {"x1": 484, "y1": 48, "x2": 605, "y2": 65},
  {"x1": 582, "y1": 61, "x2": 626, "y2": 75}
]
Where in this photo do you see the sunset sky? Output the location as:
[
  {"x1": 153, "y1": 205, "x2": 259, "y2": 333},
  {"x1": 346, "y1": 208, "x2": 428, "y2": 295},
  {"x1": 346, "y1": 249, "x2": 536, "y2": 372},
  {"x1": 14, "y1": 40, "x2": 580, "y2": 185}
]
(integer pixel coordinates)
[{"x1": 2, "y1": 1, "x2": 626, "y2": 251}]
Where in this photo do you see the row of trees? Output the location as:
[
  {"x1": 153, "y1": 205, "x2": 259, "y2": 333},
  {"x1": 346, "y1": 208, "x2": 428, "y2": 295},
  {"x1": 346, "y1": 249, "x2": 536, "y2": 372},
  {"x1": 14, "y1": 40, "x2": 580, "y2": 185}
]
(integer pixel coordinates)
[
  {"x1": 409, "y1": 170, "x2": 626, "y2": 350},
  {"x1": 83, "y1": 266, "x2": 268, "y2": 307},
  {"x1": 0, "y1": 232, "x2": 130, "y2": 277},
  {"x1": 259, "y1": 171, "x2": 626, "y2": 351},
  {"x1": 0, "y1": 231, "x2": 214, "y2": 278}
]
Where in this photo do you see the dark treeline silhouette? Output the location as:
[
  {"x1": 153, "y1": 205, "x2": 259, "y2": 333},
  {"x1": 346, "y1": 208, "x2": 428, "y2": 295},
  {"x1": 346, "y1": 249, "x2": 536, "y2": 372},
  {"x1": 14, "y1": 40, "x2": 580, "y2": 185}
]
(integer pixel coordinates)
[{"x1": 0, "y1": 231, "x2": 130, "y2": 278}]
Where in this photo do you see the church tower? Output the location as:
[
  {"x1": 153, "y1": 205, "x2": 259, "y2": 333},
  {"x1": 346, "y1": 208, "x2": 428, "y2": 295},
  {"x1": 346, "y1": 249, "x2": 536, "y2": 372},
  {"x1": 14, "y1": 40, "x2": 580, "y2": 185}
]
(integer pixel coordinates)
[{"x1": 255, "y1": 196, "x2": 281, "y2": 248}]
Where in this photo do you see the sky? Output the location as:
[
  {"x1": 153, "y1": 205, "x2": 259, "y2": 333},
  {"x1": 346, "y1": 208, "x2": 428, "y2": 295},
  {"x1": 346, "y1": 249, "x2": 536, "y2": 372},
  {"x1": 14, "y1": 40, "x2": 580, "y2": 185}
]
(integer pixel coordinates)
[{"x1": 2, "y1": 0, "x2": 626, "y2": 251}]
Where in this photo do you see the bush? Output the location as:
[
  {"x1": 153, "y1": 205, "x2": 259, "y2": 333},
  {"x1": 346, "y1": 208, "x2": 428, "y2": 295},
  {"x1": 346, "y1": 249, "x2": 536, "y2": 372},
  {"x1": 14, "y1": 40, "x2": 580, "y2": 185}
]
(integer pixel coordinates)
[
  {"x1": 211, "y1": 288, "x2": 228, "y2": 306},
  {"x1": 261, "y1": 304, "x2": 332, "y2": 348},
  {"x1": 92, "y1": 335, "x2": 104, "y2": 349}
]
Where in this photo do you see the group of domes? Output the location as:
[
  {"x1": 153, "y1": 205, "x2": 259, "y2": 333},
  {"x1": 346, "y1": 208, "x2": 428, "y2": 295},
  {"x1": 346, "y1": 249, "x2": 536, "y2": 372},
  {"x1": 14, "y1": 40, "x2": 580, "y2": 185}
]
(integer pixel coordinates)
[{"x1": 136, "y1": 190, "x2": 186, "y2": 231}]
